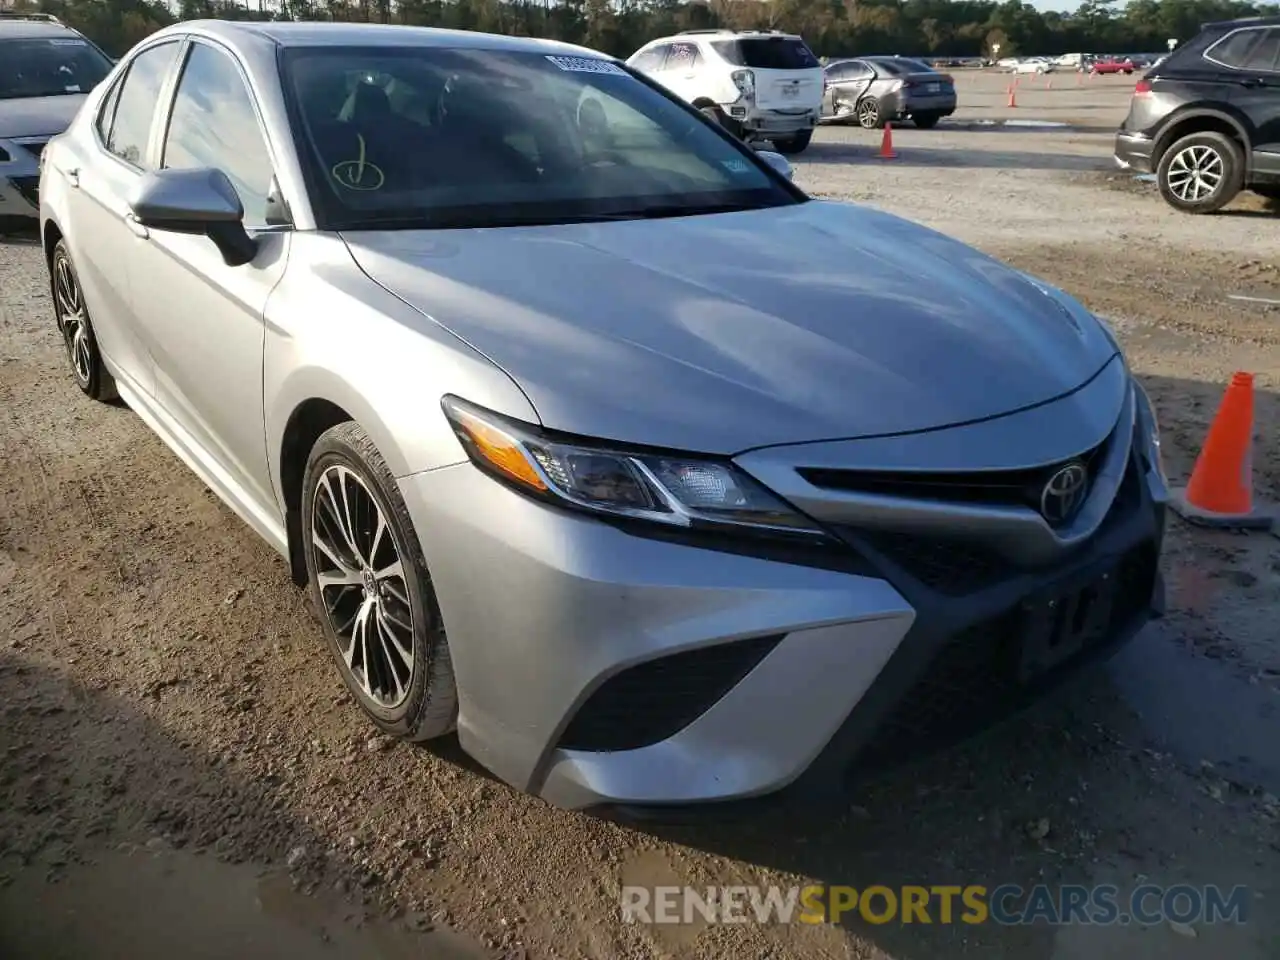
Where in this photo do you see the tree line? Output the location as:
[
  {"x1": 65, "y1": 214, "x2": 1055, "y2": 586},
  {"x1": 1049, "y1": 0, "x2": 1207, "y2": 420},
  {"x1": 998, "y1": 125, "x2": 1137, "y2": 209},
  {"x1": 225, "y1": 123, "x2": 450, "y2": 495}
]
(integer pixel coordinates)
[{"x1": 15, "y1": 0, "x2": 1280, "y2": 64}]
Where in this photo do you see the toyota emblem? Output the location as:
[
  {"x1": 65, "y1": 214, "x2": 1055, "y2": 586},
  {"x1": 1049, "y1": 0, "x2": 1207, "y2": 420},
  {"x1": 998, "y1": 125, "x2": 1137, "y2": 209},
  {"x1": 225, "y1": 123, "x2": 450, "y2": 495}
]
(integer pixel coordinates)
[{"x1": 1040, "y1": 461, "x2": 1088, "y2": 524}]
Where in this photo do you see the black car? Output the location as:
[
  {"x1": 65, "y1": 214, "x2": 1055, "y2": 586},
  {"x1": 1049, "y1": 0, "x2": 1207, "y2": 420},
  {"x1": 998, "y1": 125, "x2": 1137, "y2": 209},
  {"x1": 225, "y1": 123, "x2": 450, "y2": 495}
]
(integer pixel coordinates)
[
  {"x1": 1114, "y1": 15, "x2": 1280, "y2": 213},
  {"x1": 820, "y1": 56, "x2": 957, "y2": 129}
]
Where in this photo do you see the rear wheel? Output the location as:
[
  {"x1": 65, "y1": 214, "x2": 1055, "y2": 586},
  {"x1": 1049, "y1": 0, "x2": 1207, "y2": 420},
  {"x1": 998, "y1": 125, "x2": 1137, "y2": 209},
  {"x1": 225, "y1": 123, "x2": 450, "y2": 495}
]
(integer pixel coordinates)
[
  {"x1": 856, "y1": 97, "x2": 883, "y2": 129},
  {"x1": 1156, "y1": 131, "x2": 1243, "y2": 214},
  {"x1": 50, "y1": 240, "x2": 116, "y2": 402},
  {"x1": 912, "y1": 113, "x2": 941, "y2": 129},
  {"x1": 771, "y1": 130, "x2": 812, "y2": 155}
]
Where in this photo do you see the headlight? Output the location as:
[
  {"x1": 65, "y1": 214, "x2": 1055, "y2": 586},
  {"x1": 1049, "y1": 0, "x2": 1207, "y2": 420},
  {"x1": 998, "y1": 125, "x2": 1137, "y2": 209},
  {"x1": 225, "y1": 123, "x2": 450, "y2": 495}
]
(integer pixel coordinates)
[{"x1": 442, "y1": 396, "x2": 827, "y2": 540}]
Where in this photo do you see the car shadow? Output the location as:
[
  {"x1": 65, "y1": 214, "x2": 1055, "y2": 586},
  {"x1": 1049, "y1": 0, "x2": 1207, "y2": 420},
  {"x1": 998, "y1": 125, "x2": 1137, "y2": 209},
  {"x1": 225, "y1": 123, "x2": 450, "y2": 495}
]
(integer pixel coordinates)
[
  {"x1": 612, "y1": 372, "x2": 1280, "y2": 959},
  {"x1": 798, "y1": 140, "x2": 1109, "y2": 172},
  {"x1": 0, "y1": 653, "x2": 493, "y2": 960}
]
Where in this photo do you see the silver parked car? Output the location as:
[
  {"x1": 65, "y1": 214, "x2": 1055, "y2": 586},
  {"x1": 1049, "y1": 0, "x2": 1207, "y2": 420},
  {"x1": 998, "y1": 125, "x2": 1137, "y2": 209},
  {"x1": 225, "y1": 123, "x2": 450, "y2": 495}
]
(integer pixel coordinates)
[
  {"x1": 40, "y1": 21, "x2": 1167, "y2": 812},
  {"x1": 0, "y1": 12, "x2": 114, "y2": 230}
]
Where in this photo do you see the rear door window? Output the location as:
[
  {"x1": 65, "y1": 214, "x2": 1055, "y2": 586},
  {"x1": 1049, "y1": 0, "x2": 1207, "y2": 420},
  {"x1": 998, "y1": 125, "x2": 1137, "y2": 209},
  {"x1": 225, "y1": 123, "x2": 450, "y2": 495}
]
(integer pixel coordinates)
[
  {"x1": 1242, "y1": 28, "x2": 1280, "y2": 72},
  {"x1": 663, "y1": 42, "x2": 701, "y2": 71},
  {"x1": 104, "y1": 40, "x2": 182, "y2": 168},
  {"x1": 1207, "y1": 28, "x2": 1268, "y2": 69},
  {"x1": 711, "y1": 37, "x2": 819, "y2": 70}
]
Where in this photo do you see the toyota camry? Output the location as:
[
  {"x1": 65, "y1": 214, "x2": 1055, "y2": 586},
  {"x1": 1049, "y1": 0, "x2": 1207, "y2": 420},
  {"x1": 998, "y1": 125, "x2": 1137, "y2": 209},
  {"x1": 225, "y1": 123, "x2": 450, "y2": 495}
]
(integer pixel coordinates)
[{"x1": 39, "y1": 21, "x2": 1167, "y2": 812}]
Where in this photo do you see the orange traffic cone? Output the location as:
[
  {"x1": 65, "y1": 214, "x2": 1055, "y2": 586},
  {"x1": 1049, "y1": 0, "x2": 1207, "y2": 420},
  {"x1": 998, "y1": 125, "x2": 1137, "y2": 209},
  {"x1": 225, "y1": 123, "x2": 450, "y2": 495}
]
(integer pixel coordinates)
[
  {"x1": 1007, "y1": 86, "x2": 1017, "y2": 108},
  {"x1": 1172, "y1": 372, "x2": 1274, "y2": 529},
  {"x1": 877, "y1": 122, "x2": 897, "y2": 159}
]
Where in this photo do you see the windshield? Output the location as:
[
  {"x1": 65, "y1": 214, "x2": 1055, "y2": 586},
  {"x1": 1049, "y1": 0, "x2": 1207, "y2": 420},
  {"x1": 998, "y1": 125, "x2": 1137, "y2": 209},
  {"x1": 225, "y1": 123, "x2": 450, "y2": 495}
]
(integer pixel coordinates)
[
  {"x1": 0, "y1": 37, "x2": 113, "y2": 100},
  {"x1": 710, "y1": 38, "x2": 820, "y2": 70},
  {"x1": 281, "y1": 46, "x2": 799, "y2": 231}
]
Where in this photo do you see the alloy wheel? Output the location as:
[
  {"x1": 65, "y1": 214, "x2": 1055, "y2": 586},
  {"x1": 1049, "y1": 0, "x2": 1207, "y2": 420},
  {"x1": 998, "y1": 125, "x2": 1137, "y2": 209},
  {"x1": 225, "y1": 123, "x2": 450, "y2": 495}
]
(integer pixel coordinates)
[
  {"x1": 309, "y1": 464, "x2": 415, "y2": 708},
  {"x1": 53, "y1": 253, "x2": 91, "y2": 387},
  {"x1": 1166, "y1": 145, "x2": 1223, "y2": 204},
  {"x1": 857, "y1": 99, "x2": 879, "y2": 128}
]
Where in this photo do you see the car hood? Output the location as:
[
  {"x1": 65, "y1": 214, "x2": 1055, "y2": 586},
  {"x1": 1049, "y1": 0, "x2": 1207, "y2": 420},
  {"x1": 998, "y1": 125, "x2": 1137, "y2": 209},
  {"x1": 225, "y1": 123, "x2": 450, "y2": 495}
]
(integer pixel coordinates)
[
  {"x1": 0, "y1": 94, "x2": 86, "y2": 140},
  {"x1": 343, "y1": 201, "x2": 1118, "y2": 454}
]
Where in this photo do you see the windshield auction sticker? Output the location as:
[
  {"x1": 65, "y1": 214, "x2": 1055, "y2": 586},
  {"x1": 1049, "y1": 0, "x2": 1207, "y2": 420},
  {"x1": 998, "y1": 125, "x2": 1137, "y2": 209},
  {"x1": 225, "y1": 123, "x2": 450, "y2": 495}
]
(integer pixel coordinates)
[{"x1": 545, "y1": 55, "x2": 626, "y2": 75}]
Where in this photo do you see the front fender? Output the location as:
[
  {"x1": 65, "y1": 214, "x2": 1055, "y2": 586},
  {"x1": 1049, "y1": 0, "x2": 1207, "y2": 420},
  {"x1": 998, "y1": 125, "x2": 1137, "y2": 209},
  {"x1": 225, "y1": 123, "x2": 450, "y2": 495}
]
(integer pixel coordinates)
[{"x1": 263, "y1": 232, "x2": 539, "y2": 514}]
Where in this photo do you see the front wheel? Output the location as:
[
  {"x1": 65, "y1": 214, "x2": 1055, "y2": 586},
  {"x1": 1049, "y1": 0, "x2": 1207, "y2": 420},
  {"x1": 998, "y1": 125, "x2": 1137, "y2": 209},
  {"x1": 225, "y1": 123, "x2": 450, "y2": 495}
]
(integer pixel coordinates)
[
  {"x1": 302, "y1": 421, "x2": 458, "y2": 742},
  {"x1": 912, "y1": 113, "x2": 941, "y2": 129},
  {"x1": 771, "y1": 130, "x2": 812, "y2": 155},
  {"x1": 1156, "y1": 131, "x2": 1244, "y2": 214}
]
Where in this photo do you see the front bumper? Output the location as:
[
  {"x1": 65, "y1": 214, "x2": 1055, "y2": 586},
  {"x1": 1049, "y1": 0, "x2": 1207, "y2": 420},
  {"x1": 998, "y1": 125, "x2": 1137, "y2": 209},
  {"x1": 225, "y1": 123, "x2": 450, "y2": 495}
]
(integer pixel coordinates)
[
  {"x1": 1114, "y1": 130, "x2": 1155, "y2": 173},
  {"x1": 398, "y1": 407, "x2": 1168, "y2": 811},
  {"x1": 0, "y1": 138, "x2": 45, "y2": 222}
]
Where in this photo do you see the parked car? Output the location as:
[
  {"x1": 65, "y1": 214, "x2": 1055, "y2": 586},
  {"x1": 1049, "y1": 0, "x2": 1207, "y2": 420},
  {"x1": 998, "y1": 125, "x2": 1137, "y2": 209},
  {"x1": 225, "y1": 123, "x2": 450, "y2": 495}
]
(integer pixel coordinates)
[
  {"x1": 820, "y1": 56, "x2": 957, "y2": 128},
  {"x1": 626, "y1": 29, "x2": 822, "y2": 154},
  {"x1": 40, "y1": 20, "x2": 1167, "y2": 812},
  {"x1": 0, "y1": 11, "x2": 114, "y2": 231},
  {"x1": 1091, "y1": 57, "x2": 1136, "y2": 75},
  {"x1": 1013, "y1": 58, "x2": 1055, "y2": 74},
  {"x1": 1114, "y1": 15, "x2": 1280, "y2": 213}
]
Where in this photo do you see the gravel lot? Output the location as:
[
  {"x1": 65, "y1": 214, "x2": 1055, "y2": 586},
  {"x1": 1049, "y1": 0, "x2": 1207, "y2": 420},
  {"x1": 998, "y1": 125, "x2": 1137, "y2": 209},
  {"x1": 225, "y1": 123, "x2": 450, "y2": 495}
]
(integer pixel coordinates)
[{"x1": 1, "y1": 69, "x2": 1278, "y2": 960}]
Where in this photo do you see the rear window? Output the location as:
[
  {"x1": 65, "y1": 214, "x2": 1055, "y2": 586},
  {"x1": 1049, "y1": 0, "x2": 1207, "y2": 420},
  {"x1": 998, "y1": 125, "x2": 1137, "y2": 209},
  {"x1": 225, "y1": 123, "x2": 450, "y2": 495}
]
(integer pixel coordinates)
[
  {"x1": 868, "y1": 58, "x2": 936, "y2": 76},
  {"x1": 711, "y1": 37, "x2": 819, "y2": 70}
]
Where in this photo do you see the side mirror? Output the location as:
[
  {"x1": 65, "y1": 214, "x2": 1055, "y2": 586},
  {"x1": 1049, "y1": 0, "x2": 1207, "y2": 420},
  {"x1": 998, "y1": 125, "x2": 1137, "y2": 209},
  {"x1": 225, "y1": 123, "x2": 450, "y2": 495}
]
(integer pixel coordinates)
[
  {"x1": 756, "y1": 149, "x2": 794, "y2": 181},
  {"x1": 128, "y1": 167, "x2": 258, "y2": 267}
]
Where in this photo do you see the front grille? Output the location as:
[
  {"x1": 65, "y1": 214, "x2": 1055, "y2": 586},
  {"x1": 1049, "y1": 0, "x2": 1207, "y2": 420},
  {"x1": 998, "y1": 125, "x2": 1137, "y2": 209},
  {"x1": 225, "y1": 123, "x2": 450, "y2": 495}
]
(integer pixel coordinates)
[
  {"x1": 10, "y1": 175, "x2": 39, "y2": 208},
  {"x1": 799, "y1": 440, "x2": 1108, "y2": 515},
  {"x1": 855, "y1": 542, "x2": 1158, "y2": 770},
  {"x1": 836, "y1": 455, "x2": 1144, "y2": 596},
  {"x1": 556, "y1": 634, "x2": 783, "y2": 753}
]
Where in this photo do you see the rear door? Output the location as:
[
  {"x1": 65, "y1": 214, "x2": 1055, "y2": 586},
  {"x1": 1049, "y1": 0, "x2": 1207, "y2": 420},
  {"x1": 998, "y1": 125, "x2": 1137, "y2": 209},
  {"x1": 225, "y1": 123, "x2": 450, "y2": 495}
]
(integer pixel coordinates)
[
  {"x1": 710, "y1": 36, "x2": 823, "y2": 110},
  {"x1": 61, "y1": 38, "x2": 184, "y2": 399},
  {"x1": 654, "y1": 41, "x2": 702, "y2": 103},
  {"x1": 1211, "y1": 25, "x2": 1280, "y2": 174}
]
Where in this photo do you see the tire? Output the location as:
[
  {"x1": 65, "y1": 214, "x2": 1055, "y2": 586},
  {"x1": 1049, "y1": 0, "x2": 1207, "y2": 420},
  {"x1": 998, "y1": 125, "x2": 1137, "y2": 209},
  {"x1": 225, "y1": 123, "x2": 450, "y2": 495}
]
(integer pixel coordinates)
[
  {"x1": 771, "y1": 130, "x2": 812, "y2": 154},
  {"x1": 302, "y1": 421, "x2": 457, "y2": 742},
  {"x1": 50, "y1": 239, "x2": 117, "y2": 402},
  {"x1": 856, "y1": 97, "x2": 883, "y2": 129},
  {"x1": 1156, "y1": 131, "x2": 1244, "y2": 214},
  {"x1": 913, "y1": 113, "x2": 941, "y2": 129}
]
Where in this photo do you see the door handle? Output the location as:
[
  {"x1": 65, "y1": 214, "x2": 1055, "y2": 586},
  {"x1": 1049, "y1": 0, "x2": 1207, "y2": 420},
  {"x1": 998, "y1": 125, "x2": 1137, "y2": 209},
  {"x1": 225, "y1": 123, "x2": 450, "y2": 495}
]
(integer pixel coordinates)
[
  {"x1": 1238, "y1": 77, "x2": 1265, "y2": 88},
  {"x1": 64, "y1": 166, "x2": 79, "y2": 188},
  {"x1": 124, "y1": 213, "x2": 149, "y2": 239}
]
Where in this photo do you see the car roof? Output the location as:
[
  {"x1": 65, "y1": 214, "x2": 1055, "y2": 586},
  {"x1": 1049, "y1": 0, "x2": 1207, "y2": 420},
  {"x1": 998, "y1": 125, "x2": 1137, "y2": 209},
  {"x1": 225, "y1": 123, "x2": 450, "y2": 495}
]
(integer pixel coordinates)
[
  {"x1": 162, "y1": 19, "x2": 605, "y2": 57},
  {"x1": 1202, "y1": 15, "x2": 1280, "y2": 30},
  {"x1": 0, "y1": 14, "x2": 82, "y2": 40}
]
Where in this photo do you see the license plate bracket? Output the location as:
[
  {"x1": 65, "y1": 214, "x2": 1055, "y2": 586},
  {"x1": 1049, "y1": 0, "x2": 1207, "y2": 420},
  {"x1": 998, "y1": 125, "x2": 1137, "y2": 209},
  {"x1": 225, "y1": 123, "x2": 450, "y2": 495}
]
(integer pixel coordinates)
[
  {"x1": 927, "y1": 82, "x2": 939, "y2": 93},
  {"x1": 1017, "y1": 561, "x2": 1120, "y2": 682},
  {"x1": 781, "y1": 84, "x2": 799, "y2": 98}
]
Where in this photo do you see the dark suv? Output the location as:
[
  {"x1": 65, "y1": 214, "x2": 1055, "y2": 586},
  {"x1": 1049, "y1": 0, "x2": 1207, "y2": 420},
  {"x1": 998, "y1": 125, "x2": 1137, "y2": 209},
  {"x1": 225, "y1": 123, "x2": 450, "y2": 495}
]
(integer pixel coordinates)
[{"x1": 1114, "y1": 16, "x2": 1280, "y2": 213}]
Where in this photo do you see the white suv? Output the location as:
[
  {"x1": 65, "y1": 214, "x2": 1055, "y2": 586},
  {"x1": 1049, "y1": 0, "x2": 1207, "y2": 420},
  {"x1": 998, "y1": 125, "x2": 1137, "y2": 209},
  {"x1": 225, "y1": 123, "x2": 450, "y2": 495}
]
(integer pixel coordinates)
[{"x1": 625, "y1": 30, "x2": 823, "y2": 155}]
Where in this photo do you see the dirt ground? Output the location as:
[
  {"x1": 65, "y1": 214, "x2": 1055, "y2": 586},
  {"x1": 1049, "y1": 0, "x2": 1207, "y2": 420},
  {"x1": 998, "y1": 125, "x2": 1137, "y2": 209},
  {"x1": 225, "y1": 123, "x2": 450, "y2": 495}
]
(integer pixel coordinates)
[{"x1": 1, "y1": 69, "x2": 1278, "y2": 960}]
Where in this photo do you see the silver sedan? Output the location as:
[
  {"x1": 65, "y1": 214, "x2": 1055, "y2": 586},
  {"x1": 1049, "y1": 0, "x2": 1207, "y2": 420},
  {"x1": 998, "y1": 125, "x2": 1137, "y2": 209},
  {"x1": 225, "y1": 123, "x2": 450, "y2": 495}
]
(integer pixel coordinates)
[{"x1": 39, "y1": 20, "x2": 1168, "y2": 812}]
